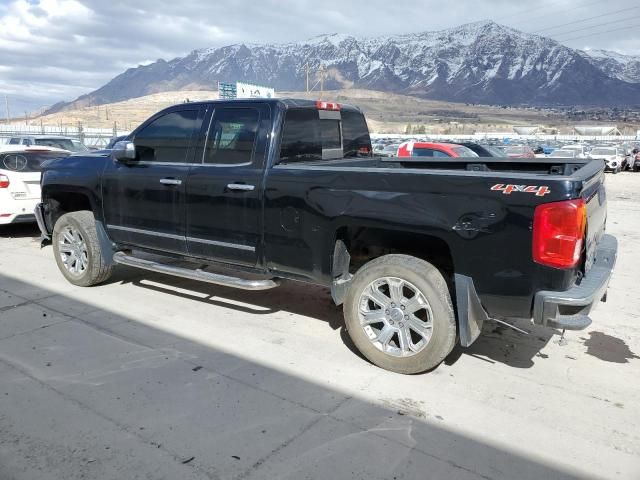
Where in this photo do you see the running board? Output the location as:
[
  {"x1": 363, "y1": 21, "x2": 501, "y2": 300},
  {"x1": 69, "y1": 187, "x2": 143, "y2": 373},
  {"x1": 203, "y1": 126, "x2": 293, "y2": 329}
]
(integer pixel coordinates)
[{"x1": 113, "y1": 252, "x2": 280, "y2": 291}]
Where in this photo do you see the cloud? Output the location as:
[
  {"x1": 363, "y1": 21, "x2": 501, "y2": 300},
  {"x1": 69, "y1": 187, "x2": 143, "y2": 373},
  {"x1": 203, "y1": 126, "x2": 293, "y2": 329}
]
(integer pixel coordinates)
[{"x1": 0, "y1": 0, "x2": 638, "y2": 114}]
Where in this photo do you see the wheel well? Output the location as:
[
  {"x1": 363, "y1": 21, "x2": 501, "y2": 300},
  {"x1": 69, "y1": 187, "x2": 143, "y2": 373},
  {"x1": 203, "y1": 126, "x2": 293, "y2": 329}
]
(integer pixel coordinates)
[
  {"x1": 336, "y1": 227, "x2": 454, "y2": 282},
  {"x1": 45, "y1": 192, "x2": 93, "y2": 228}
]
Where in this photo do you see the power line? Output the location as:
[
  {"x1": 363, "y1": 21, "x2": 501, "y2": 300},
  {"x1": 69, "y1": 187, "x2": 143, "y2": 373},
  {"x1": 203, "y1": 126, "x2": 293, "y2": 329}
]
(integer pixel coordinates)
[
  {"x1": 551, "y1": 14, "x2": 640, "y2": 39},
  {"x1": 509, "y1": 0, "x2": 603, "y2": 26},
  {"x1": 559, "y1": 23, "x2": 637, "y2": 43},
  {"x1": 533, "y1": 6, "x2": 639, "y2": 33},
  {"x1": 493, "y1": 0, "x2": 567, "y2": 21}
]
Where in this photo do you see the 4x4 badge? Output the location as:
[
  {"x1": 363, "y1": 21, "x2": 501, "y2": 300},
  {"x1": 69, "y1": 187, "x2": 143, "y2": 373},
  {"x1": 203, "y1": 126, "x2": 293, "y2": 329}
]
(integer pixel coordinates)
[{"x1": 491, "y1": 184, "x2": 551, "y2": 196}]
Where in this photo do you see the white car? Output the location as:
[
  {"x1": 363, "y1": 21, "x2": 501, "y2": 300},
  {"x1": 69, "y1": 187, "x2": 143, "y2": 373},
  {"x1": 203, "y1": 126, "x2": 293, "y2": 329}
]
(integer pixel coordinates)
[
  {"x1": 0, "y1": 146, "x2": 69, "y2": 225},
  {"x1": 589, "y1": 147, "x2": 626, "y2": 174},
  {"x1": 559, "y1": 145, "x2": 589, "y2": 159}
]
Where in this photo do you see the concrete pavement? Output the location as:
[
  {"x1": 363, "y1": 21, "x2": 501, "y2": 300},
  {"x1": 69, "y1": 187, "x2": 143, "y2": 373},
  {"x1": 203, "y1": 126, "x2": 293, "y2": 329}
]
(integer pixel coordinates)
[{"x1": 0, "y1": 173, "x2": 639, "y2": 479}]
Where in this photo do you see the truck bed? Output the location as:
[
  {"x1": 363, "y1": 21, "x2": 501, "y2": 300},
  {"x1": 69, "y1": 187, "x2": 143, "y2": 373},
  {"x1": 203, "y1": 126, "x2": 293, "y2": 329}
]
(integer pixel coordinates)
[{"x1": 292, "y1": 156, "x2": 600, "y2": 177}]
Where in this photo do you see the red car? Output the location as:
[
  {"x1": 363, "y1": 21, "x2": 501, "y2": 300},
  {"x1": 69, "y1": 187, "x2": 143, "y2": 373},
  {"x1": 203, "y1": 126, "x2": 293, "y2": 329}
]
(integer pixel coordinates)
[{"x1": 396, "y1": 142, "x2": 478, "y2": 158}]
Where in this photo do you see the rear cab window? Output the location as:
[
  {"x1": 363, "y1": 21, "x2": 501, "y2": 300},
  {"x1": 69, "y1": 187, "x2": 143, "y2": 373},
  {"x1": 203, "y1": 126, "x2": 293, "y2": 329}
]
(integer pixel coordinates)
[{"x1": 278, "y1": 105, "x2": 371, "y2": 164}]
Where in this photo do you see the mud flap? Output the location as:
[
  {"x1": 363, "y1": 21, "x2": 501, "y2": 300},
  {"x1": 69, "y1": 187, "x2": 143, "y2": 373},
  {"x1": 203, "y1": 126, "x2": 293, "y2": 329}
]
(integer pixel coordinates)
[
  {"x1": 330, "y1": 240, "x2": 353, "y2": 305},
  {"x1": 454, "y1": 274, "x2": 488, "y2": 347}
]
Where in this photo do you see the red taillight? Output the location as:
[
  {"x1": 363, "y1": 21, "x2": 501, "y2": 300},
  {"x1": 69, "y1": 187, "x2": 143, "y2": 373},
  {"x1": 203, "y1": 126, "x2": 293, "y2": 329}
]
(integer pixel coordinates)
[
  {"x1": 533, "y1": 199, "x2": 587, "y2": 269},
  {"x1": 0, "y1": 174, "x2": 9, "y2": 189},
  {"x1": 316, "y1": 101, "x2": 341, "y2": 111}
]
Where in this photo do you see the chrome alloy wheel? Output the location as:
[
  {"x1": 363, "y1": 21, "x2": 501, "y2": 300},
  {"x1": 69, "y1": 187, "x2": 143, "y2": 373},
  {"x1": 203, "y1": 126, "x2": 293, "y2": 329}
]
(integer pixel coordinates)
[
  {"x1": 58, "y1": 226, "x2": 89, "y2": 276},
  {"x1": 358, "y1": 277, "x2": 434, "y2": 357}
]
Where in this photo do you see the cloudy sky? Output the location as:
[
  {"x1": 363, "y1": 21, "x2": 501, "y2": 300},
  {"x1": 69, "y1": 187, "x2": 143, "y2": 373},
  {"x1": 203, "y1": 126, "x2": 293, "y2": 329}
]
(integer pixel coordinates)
[{"x1": 1, "y1": 0, "x2": 639, "y2": 115}]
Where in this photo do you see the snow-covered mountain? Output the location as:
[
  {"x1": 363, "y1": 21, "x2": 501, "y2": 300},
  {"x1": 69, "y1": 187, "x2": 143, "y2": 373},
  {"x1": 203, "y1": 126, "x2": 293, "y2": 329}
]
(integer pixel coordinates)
[
  {"x1": 581, "y1": 49, "x2": 640, "y2": 84},
  {"x1": 48, "y1": 21, "x2": 640, "y2": 113}
]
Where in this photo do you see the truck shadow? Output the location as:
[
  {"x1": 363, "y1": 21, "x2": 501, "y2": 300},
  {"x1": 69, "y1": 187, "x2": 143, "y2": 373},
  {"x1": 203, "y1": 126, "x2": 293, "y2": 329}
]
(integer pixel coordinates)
[
  {"x1": 117, "y1": 269, "x2": 554, "y2": 370},
  {"x1": 0, "y1": 223, "x2": 41, "y2": 239},
  {"x1": 446, "y1": 321, "x2": 558, "y2": 369}
]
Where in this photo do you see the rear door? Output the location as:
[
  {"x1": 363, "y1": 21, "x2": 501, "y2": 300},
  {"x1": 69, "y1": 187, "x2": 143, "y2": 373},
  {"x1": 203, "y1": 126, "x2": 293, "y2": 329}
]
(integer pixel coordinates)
[
  {"x1": 102, "y1": 107, "x2": 203, "y2": 254},
  {"x1": 185, "y1": 103, "x2": 271, "y2": 267}
]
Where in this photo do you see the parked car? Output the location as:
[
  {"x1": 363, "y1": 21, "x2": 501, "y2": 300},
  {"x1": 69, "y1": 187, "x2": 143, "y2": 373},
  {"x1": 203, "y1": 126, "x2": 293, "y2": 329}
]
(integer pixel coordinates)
[
  {"x1": 453, "y1": 142, "x2": 503, "y2": 157},
  {"x1": 0, "y1": 146, "x2": 70, "y2": 225},
  {"x1": 560, "y1": 145, "x2": 589, "y2": 159},
  {"x1": 589, "y1": 147, "x2": 626, "y2": 174},
  {"x1": 396, "y1": 142, "x2": 478, "y2": 157},
  {"x1": 504, "y1": 145, "x2": 536, "y2": 158},
  {"x1": 376, "y1": 143, "x2": 401, "y2": 157},
  {"x1": 632, "y1": 149, "x2": 640, "y2": 172},
  {"x1": 548, "y1": 150, "x2": 578, "y2": 159},
  {"x1": 71, "y1": 139, "x2": 91, "y2": 153},
  {"x1": 36, "y1": 98, "x2": 617, "y2": 374},
  {"x1": 6, "y1": 135, "x2": 84, "y2": 153}
]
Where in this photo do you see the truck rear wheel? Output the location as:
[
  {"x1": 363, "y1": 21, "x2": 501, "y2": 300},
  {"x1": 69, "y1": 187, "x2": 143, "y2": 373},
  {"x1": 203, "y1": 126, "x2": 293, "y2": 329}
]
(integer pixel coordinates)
[
  {"x1": 343, "y1": 254, "x2": 456, "y2": 374},
  {"x1": 52, "y1": 211, "x2": 114, "y2": 287}
]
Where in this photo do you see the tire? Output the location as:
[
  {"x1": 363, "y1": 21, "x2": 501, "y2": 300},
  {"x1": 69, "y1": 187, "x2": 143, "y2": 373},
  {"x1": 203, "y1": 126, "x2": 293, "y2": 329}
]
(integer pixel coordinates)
[
  {"x1": 613, "y1": 166, "x2": 619, "y2": 174},
  {"x1": 343, "y1": 254, "x2": 456, "y2": 374},
  {"x1": 52, "y1": 211, "x2": 114, "y2": 287}
]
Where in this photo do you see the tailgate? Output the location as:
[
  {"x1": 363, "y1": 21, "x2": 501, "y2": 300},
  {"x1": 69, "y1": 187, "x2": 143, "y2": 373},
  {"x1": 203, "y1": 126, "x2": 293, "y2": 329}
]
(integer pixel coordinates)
[{"x1": 582, "y1": 169, "x2": 607, "y2": 272}]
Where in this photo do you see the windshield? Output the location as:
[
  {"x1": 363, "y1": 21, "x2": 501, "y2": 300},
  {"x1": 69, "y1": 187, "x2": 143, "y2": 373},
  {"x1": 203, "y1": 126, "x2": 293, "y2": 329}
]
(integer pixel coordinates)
[
  {"x1": 35, "y1": 138, "x2": 75, "y2": 151},
  {"x1": 590, "y1": 148, "x2": 615, "y2": 156},
  {"x1": 72, "y1": 141, "x2": 90, "y2": 152},
  {"x1": 0, "y1": 151, "x2": 66, "y2": 172}
]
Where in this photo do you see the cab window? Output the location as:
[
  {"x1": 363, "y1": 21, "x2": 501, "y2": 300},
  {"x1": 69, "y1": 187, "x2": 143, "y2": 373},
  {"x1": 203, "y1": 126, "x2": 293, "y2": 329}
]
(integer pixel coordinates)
[
  {"x1": 204, "y1": 108, "x2": 260, "y2": 165},
  {"x1": 134, "y1": 110, "x2": 200, "y2": 163}
]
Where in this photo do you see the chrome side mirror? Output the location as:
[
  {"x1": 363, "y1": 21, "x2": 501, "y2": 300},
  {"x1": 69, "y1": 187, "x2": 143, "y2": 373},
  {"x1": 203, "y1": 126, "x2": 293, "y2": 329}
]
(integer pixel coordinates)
[{"x1": 112, "y1": 141, "x2": 137, "y2": 162}]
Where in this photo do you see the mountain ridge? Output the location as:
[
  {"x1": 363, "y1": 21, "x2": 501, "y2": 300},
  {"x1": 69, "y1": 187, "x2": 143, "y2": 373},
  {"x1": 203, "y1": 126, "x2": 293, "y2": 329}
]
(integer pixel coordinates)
[{"x1": 46, "y1": 21, "x2": 640, "y2": 114}]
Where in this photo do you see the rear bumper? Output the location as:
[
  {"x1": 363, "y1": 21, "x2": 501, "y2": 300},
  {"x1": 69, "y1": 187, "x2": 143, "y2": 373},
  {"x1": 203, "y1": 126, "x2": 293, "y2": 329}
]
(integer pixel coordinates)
[
  {"x1": 0, "y1": 213, "x2": 36, "y2": 225},
  {"x1": 533, "y1": 234, "x2": 617, "y2": 330}
]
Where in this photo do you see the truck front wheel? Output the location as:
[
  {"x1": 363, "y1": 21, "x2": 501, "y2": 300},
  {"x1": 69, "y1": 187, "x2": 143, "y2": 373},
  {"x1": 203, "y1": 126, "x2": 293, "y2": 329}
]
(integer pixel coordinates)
[
  {"x1": 52, "y1": 211, "x2": 114, "y2": 287},
  {"x1": 343, "y1": 254, "x2": 456, "y2": 374}
]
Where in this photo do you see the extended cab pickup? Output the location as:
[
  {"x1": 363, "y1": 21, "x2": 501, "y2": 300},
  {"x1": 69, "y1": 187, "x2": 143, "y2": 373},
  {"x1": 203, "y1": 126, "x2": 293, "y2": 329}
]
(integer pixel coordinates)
[{"x1": 36, "y1": 98, "x2": 617, "y2": 374}]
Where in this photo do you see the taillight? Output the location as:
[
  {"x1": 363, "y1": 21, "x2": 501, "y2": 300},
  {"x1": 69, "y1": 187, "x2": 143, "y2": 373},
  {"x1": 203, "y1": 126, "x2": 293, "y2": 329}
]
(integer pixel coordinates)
[
  {"x1": 316, "y1": 101, "x2": 341, "y2": 111},
  {"x1": 533, "y1": 199, "x2": 586, "y2": 269},
  {"x1": 0, "y1": 174, "x2": 9, "y2": 188}
]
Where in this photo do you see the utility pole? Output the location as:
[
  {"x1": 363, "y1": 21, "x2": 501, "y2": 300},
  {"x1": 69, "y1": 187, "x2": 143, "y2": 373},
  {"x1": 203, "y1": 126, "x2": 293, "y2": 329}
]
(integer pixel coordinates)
[
  {"x1": 318, "y1": 65, "x2": 326, "y2": 98},
  {"x1": 305, "y1": 62, "x2": 309, "y2": 93},
  {"x1": 4, "y1": 95, "x2": 10, "y2": 124}
]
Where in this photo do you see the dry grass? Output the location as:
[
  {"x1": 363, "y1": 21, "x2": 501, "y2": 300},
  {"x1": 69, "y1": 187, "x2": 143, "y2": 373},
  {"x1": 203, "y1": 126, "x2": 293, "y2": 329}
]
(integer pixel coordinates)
[{"x1": 29, "y1": 88, "x2": 597, "y2": 134}]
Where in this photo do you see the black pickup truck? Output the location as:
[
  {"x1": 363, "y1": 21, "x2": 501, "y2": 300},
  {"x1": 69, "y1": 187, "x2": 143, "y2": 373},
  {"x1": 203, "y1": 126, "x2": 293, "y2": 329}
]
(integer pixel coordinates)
[{"x1": 35, "y1": 98, "x2": 617, "y2": 374}]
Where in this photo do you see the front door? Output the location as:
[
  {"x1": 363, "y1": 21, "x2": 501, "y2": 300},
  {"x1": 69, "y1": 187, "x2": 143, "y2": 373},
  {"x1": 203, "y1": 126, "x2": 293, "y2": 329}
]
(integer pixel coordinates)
[
  {"x1": 102, "y1": 107, "x2": 203, "y2": 254},
  {"x1": 185, "y1": 104, "x2": 270, "y2": 267}
]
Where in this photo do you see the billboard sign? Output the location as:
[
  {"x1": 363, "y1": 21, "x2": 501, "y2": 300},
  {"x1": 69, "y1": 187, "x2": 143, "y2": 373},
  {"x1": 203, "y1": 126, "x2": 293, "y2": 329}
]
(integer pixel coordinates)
[
  {"x1": 236, "y1": 82, "x2": 275, "y2": 99},
  {"x1": 218, "y1": 82, "x2": 237, "y2": 100}
]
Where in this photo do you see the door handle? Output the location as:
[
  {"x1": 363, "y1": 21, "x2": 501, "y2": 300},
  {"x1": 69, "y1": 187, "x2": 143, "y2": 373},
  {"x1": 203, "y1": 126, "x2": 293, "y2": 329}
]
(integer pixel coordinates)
[
  {"x1": 159, "y1": 178, "x2": 182, "y2": 186},
  {"x1": 227, "y1": 183, "x2": 255, "y2": 191}
]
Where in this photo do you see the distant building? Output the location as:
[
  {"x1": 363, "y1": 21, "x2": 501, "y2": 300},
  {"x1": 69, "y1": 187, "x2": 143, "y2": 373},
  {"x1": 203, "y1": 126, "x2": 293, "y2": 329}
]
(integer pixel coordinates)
[
  {"x1": 513, "y1": 126, "x2": 539, "y2": 135},
  {"x1": 574, "y1": 126, "x2": 620, "y2": 136}
]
